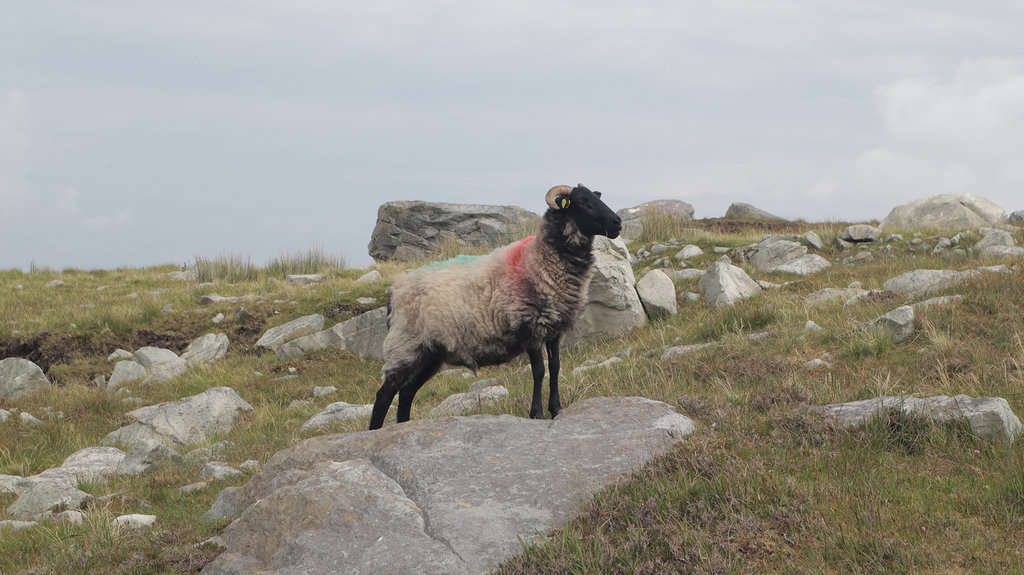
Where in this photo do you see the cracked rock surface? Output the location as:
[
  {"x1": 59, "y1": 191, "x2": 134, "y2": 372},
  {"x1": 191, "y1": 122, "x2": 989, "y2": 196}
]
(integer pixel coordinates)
[{"x1": 201, "y1": 396, "x2": 695, "y2": 575}]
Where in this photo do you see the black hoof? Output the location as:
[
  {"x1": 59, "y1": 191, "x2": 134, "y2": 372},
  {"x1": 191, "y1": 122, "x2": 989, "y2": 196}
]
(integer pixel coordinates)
[{"x1": 529, "y1": 408, "x2": 544, "y2": 419}]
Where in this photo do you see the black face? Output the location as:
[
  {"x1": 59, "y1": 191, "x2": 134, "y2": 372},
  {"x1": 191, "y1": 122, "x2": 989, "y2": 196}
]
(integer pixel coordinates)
[{"x1": 563, "y1": 184, "x2": 622, "y2": 239}]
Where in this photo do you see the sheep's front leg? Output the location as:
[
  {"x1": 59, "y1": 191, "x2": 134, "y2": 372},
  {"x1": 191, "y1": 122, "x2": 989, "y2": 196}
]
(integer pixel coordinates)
[
  {"x1": 546, "y1": 338, "x2": 561, "y2": 417},
  {"x1": 527, "y1": 345, "x2": 546, "y2": 419}
]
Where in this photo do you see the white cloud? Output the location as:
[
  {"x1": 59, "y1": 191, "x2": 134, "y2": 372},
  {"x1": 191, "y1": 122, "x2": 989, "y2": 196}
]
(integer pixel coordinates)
[{"x1": 56, "y1": 187, "x2": 80, "y2": 214}]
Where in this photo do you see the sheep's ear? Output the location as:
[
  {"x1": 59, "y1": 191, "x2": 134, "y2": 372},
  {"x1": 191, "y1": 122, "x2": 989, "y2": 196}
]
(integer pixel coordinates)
[
  {"x1": 593, "y1": 191, "x2": 602, "y2": 199},
  {"x1": 557, "y1": 195, "x2": 571, "y2": 209}
]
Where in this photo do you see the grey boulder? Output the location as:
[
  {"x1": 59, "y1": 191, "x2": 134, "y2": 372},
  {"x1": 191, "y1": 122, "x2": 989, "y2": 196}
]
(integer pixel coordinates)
[
  {"x1": 841, "y1": 224, "x2": 882, "y2": 242},
  {"x1": 201, "y1": 397, "x2": 694, "y2": 575},
  {"x1": 300, "y1": 402, "x2": 379, "y2": 432},
  {"x1": 428, "y1": 386, "x2": 510, "y2": 417},
  {"x1": 256, "y1": 314, "x2": 325, "y2": 352},
  {"x1": 181, "y1": 333, "x2": 229, "y2": 366},
  {"x1": 813, "y1": 395, "x2": 1021, "y2": 442},
  {"x1": 724, "y1": 202, "x2": 785, "y2": 221},
  {"x1": 368, "y1": 201, "x2": 538, "y2": 262},
  {"x1": 882, "y1": 269, "x2": 978, "y2": 298},
  {"x1": 1010, "y1": 210, "x2": 1024, "y2": 224},
  {"x1": 569, "y1": 237, "x2": 647, "y2": 343},
  {"x1": 881, "y1": 194, "x2": 1006, "y2": 231},
  {"x1": 867, "y1": 305, "x2": 915, "y2": 343},
  {"x1": 698, "y1": 260, "x2": 762, "y2": 307},
  {"x1": 0, "y1": 358, "x2": 51, "y2": 400},
  {"x1": 107, "y1": 360, "x2": 147, "y2": 389},
  {"x1": 276, "y1": 307, "x2": 388, "y2": 361},
  {"x1": 635, "y1": 269, "x2": 678, "y2": 320},
  {"x1": 103, "y1": 387, "x2": 253, "y2": 450}
]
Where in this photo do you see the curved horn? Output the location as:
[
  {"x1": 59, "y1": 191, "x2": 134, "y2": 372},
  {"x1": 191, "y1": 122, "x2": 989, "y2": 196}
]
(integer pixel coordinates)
[{"x1": 545, "y1": 185, "x2": 572, "y2": 210}]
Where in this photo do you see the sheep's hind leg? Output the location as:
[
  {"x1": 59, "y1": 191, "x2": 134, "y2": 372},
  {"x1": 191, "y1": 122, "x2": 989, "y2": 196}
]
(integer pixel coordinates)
[
  {"x1": 396, "y1": 356, "x2": 442, "y2": 423},
  {"x1": 527, "y1": 345, "x2": 546, "y2": 419},
  {"x1": 546, "y1": 338, "x2": 561, "y2": 418}
]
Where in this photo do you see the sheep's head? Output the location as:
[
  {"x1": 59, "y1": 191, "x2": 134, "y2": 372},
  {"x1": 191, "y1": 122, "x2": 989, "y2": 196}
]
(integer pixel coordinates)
[{"x1": 546, "y1": 184, "x2": 622, "y2": 239}]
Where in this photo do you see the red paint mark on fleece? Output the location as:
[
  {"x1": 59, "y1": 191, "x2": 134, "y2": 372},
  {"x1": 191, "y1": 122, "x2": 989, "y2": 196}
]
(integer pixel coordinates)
[{"x1": 505, "y1": 235, "x2": 535, "y2": 282}]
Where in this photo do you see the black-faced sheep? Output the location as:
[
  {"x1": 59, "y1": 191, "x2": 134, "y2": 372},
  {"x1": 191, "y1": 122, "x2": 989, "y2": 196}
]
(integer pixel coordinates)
[{"x1": 368, "y1": 184, "x2": 622, "y2": 429}]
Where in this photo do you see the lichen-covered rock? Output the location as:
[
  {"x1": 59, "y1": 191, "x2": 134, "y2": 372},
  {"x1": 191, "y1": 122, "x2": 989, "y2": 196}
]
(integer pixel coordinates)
[
  {"x1": 841, "y1": 224, "x2": 882, "y2": 242},
  {"x1": 275, "y1": 307, "x2": 388, "y2": 361},
  {"x1": 201, "y1": 397, "x2": 694, "y2": 575}
]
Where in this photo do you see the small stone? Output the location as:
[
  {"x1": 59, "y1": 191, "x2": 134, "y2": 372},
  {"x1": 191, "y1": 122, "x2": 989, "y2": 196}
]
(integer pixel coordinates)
[
  {"x1": 804, "y1": 231, "x2": 824, "y2": 250},
  {"x1": 200, "y1": 462, "x2": 242, "y2": 480},
  {"x1": 239, "y1": 460, "x2": 260, "y2": 472},
  {"x1": 356, "y1": 297, "x2": 377, "y2": 305},
  {"x1": 312, "y1": 386, "x2": 337, "y2": 398},
  {"x1": 234, "y1": 307, "x2": 253, "y2": 322},
  {"x1": 804, "y1": 358, "x2": 833, "y2": 370},
  {"x1": 113, "y1": 514, "x2": 157, "y2": 531},
  {"x1": 198, "y1": 294, "x2": 239, "y2": 305},
  {"x1": 661, "y1": 342, "x2": 717, "y2": 361},
  {"x1": 179, "y1": 482, "x2": 209, "y2": 495},
  {"x1": 0, "y1": 520, "x2": 38, "y2": 531},
  {"x1": 45, "y1": 279, "x2": 65, "y2": 288},
  {"x1": 107, "y1": 349, "x2": 134, "y2": 362},
  {"x1": 868, "y1": 305, "x2": 916, "y2": 343},
  {"x1": 286, "y1": 274, "x2": 325, "y2": 284},
  {"x1": 212, "y1": 313, "x2": 225, "y2": 324},
  {"x1": 54, "y1": 510, "x2": 85, "y2": 525},
  {"x1": 19, "y1": 412, "x2": 43, "y2": 425},
  {"x1": 804, "y1": 320, "x2": 824, "y2": 333},
  {"x1": 674, "y1": 245, "x2": 704, "y2": 260},
  {"x1": 356, "y1": 270, "x2": 382, "y2": 284},
  {"x1": 288, "y1": 399, "x2": 313, "y2": 409}
]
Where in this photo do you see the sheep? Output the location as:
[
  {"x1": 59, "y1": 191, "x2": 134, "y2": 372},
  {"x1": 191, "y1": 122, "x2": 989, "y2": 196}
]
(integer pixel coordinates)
[{"x1": 368, "y1": 184, "x2": 623, "y2": 429}]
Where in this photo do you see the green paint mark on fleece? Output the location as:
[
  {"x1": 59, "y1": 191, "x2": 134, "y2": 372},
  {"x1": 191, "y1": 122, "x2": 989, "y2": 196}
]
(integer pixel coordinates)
[{"x1": 415, "y1": 254, "x2": 483, "y2": 272}]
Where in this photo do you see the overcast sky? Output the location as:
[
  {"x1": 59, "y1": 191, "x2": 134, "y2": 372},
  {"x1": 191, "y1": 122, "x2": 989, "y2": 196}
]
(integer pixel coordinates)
[{"x1": 3, "y1": 1, "x2": 1023, "y2": 270}]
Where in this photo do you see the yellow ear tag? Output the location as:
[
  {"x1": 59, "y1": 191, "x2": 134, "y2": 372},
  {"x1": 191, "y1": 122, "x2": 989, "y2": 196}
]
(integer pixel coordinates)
[{"x1": 560, "y1": 197, "x2": 570, "y2": 209}]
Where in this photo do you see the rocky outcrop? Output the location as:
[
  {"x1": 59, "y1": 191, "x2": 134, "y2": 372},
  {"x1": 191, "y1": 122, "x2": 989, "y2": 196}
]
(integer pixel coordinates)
[
  {"x1": 0, "y1": 358, "x2": 51, "y2": 400},
  {"x1": 724, "y1": 202, "x2": 785, "y2": 221},
  {"x1": 201, "y1": 397, "x2": 694, "y2": 575},
  {"x1": 813, "y1": 395, "x2": 1021, "y2": 442},
  {"x1": 743, "y1": 237, "x2": 831, "y2": 275},
  {"x1": 882, "y1": 269, "x2": 978, "y2": 298},
  {"x1": 881, "y1": 194, "x2": 1006, "y2": 230},
  {"x1": 568, "y1": 237, "x2": 647, "y2": 343},
  {"x1": 368, "y1": 201, "x2": 538, "y2": 262}
]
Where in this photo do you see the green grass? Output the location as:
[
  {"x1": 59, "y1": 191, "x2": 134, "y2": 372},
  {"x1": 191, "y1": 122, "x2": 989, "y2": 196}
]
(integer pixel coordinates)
[{"x1": 2, "y1": 223, "x2": 1023, "y2": 573}]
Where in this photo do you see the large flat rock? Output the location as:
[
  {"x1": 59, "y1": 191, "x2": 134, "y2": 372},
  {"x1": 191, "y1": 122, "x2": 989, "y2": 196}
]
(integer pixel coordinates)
[{"x1": 202, "y1": 397, "x2": 695, "y2": 575}]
